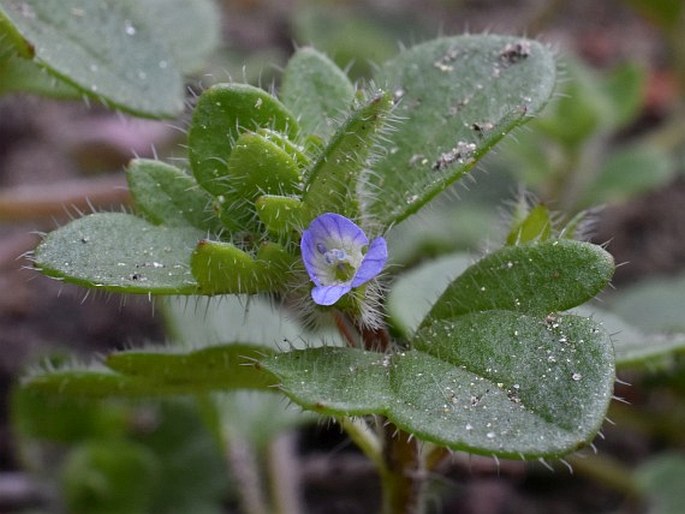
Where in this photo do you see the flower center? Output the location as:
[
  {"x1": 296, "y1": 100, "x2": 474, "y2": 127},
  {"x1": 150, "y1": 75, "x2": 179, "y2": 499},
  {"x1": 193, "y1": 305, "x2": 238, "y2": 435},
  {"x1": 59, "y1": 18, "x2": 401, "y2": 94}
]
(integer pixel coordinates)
[{"x1": 317, "y1": 243, "x2": 357, "y2": 282}]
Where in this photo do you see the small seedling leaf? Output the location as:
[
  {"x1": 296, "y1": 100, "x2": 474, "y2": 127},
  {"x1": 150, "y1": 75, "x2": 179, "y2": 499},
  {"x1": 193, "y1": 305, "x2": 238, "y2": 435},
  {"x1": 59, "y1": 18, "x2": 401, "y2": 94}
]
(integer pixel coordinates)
[
  {"x1": 188, "y1": 83, "x2": 299, "y2": 196},
  {"x1": 280, "y1": 46, "x2": 356, "y2": 141},
  {"x1": 34, "y1": 212, "x2": 201, "y2": 294},
  {"x1": 425, "y1": 240, "x2": 614, "y2": 323},
  {"x1": 126, "y1": 159, "x2": 221, "y2": 232}
]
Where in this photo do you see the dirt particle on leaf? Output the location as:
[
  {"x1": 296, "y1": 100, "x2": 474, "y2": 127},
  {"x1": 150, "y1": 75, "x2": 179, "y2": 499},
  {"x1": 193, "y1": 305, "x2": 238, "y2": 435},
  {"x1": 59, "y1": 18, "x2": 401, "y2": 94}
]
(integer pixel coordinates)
[
  {"x1": 432, "y1": 141, "x2": 477, "y2": 171},
  {"x1": 499, "y1": 41, "x2": 531, "y2": 65}
]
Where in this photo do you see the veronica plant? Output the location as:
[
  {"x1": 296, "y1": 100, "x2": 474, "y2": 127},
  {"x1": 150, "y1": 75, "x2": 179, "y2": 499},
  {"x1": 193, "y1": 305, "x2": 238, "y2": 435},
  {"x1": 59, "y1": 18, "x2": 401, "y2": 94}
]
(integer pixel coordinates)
[{"x1": 25, "y1": 34, "x2": 622, "y2": 513}]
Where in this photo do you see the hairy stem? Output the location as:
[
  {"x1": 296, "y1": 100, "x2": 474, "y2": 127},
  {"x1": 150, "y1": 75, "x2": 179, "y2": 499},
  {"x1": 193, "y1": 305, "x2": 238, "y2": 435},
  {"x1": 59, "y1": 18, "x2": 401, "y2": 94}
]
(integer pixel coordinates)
[
  {"x1": 339, "y1": 417, "x2": 384, "y2": 471},
  {"x1": 225, "y1": 433, "x2": 269, "y2": 514},
  {"x1": 380, "y1": 424, "x2": 425, "y2": 514}
]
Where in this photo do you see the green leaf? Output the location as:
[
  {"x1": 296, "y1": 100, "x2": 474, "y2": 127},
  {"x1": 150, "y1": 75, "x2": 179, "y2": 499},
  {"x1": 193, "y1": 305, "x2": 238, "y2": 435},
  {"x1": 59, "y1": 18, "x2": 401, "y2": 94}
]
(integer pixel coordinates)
[
  {"x1": 506, "y1": 204, "x2": 553, "y2": 245},
  {"x1": 386, "y1": 252, "x2": 471, "y2": 338},
  {"x1": 425, "y1": 240, "x2": 614, "y2": 323},
  {"x1": 34, "y1": 212, "x2": 201, "y2": 294},
  {"x1": 581, "y1": 145, "x2": 676, "y2": 207},
  {"x1": 126, "y1": 159, "x2": 220, "y2": 232},
  {"x1": 0, "y1": 53, "x2": 81, "y2": 98},
  {"x1": 63, "y1": 440, "x2": 160, "y2": 514},
  {"x1": 188, "y1": 83, "x2": 300, "y2": 196},
  {"x1": 256, "y1": 127, "x2": 311, "y2": 168},
  {"x1": 190, "y1": 240, "x2": 295, "y2": 295},
  {"x1": 601, "y1": 62, "x2": 646, "y2": 129},
  {"x1": 255, "y1": 195, "x2": 305, "y2": 236},
  {"x1": 23, "y1": 344, "x2": 277, "y2": 397},
  {"x1": 11, "y1": 388, "x2": 128, "y2": 442},
  {"x1": 263, "y1": 311, "x2": 614, "y2": 457},
  {"x1": 218, "y1": 131, "x2": 302, "y2": 231},
  {"x1": 280, "y1": 46, "x2": 356, "y2": 140},
  {"x1": 635, "y1": 454, "x2": 685, "y2": 514},
  {"x1": 302, "y1": 90, "x2": 394, "y2": 220},
  {"x1": 608, "y1": 273, "x2": 685, "y2": 333},
  {"x1": 264, "y1": 347, "x2": 393, "y2": 414},
  {"x1": 0, "y1": 0, "x2": 219, "y2": 117},
  {"x1": 23, "y1": 366, "x2": 173, "y2": 397},
  {"x1": 125, "y1": 0, "x2": 219, "y2": 75},
  {"x1": 573, "y1": 306, "x2": 685, "y2": 370},
  {"x1": 365, "y1": 35, "x2": 556, "y2": 227},
  {"x1": 107, "y1": 344, "x2": 277, "y2": 391}
]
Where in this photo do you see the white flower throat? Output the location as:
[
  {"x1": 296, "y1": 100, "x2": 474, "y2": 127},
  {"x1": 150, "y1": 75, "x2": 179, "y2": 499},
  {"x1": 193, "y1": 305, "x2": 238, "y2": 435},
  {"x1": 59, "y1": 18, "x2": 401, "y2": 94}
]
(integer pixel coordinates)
[{"x1": 317, "y1": 242, "x2": 361, "y2": 283}]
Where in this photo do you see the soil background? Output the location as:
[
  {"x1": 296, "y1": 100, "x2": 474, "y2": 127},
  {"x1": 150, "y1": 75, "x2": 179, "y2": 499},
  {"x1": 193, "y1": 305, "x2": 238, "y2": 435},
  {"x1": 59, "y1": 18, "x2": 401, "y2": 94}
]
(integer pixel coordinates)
[{"x1": 1, "y1": 1, "x2": 684, "y2": 513}]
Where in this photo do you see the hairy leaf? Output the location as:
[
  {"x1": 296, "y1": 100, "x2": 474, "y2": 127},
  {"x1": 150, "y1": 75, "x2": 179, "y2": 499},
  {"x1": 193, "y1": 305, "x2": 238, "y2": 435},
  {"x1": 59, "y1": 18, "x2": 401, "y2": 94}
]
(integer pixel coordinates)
[
  {"x1": 302, "y1": 90, "x2": 394, "y2": 220},
  {"x1": 190, "y1": 240, "x2": 295, "y2": 295},
  {"x1": 34, "y1": 212, "x2": 201, "y2": 294},
  {"x1": 23, "y1": 345, "x2": 276, "y2": 397},
  {"x1": 126, "y1": 159, "x2": 220, "y2": 232},
  {"x1": 218, "y1": 131, "x2": 302, "y2": 231},
  {"x1": 107, "y1": 344, "x2": 277, "y2": 390},
  {"x1": 365, "y1": 35, "x2": 556, "y2": 227},
  {"x1": 188, "y1": 83, "x2": 300, "y2": 196},
  {"x1": 506, "y1": 204, "x2": 553, "y2": 245},
  {"x1": 255, "y1": 195, "x2": 305, "y2": 236},
  {"x1": 263, "y1": 311, "x2": 614, "y2": 457},
  {"x1": 425, "y1": 240, "x2": 614, "y2": 323},
  {"x1": 280, "y1": 46, "x2": 356, "y2": 140},
  {"x1": 0, "y1": 0, "x2": 219, "y2": 117}
]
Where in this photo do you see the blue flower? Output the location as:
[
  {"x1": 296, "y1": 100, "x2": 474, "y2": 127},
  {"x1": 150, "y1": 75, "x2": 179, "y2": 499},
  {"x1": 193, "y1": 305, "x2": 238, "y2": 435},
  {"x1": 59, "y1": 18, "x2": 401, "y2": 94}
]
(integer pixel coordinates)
[{"x1": 301, "y1": 213, "x2": 387, "y2": 306}]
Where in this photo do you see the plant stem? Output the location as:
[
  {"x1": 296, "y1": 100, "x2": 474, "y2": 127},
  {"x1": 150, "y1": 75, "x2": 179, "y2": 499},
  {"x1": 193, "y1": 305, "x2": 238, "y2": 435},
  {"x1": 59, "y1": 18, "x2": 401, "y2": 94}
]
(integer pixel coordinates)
[
  {"x1": 339, "y1": 416, "x2": 384, "y2": 471},
  {"x1": 380, "y1": 423, "x2": 425, "y2": 514},
  {"x1": 225, "y1": 432, "x2": 270, "y2": 514},
  {"x1": 565, "y1": 453, "x2": 640, "y2": 497},
  {"x1": 267, "y1": 432, "x2": 303, "y2": 514},
  {"x1": 335, "y1": 313, "x2": 426, "y2": 513}
]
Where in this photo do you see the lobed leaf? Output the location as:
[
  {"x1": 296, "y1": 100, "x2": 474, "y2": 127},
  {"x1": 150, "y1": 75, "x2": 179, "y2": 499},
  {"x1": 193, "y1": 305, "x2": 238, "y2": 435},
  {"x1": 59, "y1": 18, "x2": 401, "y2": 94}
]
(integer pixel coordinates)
[
  {"x1": 263, "y1": 311, "x2": 614, "y2": 457},
  {"x1": 365, "y1": 35, "x2": 556, "y2": 227},
  {"x1": 256, "y1": 127, "x2": 311, "y2": 168},
  {"x1": 280, "y1": 46, "x2": 356, "y2": 141},
  {"x1": 188, "y1": 83, "x2": 300, "y2": 196},
  {"x1": 425, "y1": 239, "x2": 614, "y2": 323},
  {"x1": 34, "y1": 212, "x2": 201, "y2": 294}
]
